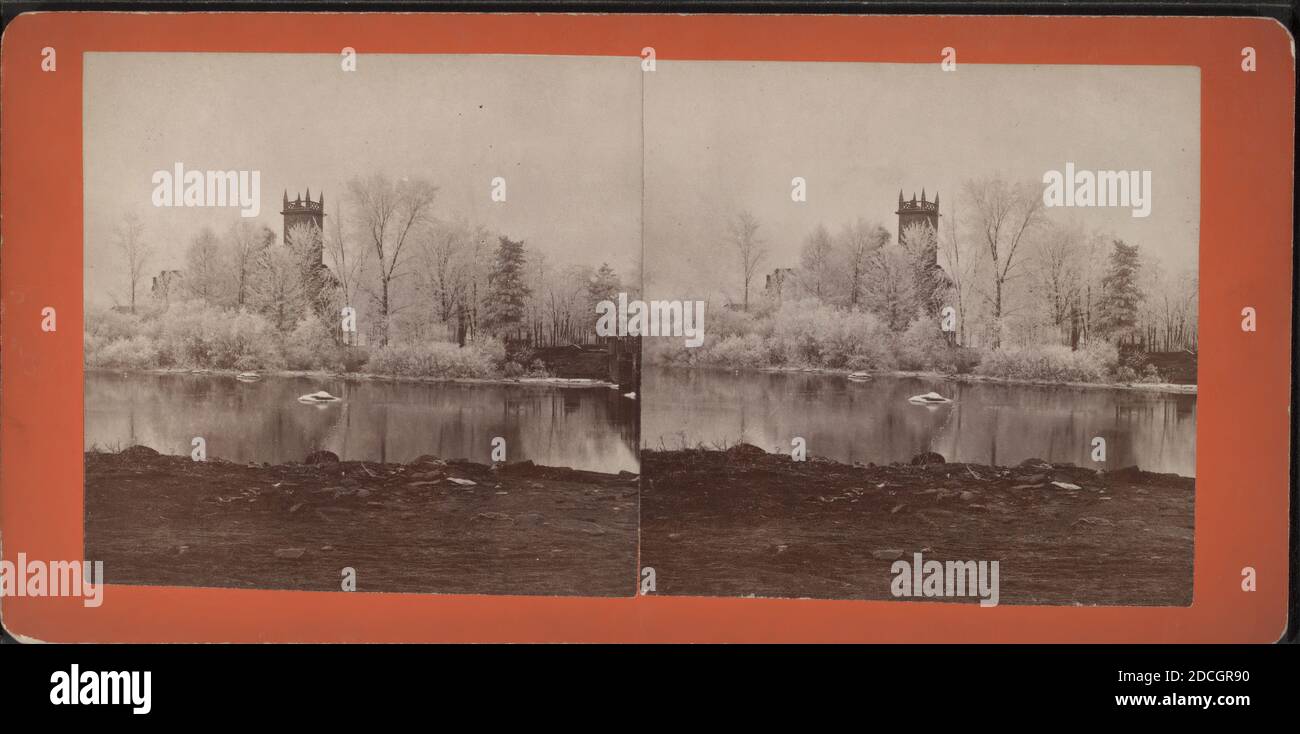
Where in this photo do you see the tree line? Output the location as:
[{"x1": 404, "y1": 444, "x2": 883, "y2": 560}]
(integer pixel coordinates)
[
  {"x1": 727, "y1": 175, "x2": 1198, "y2": 356},
  {"x1": 113, "y1": 172, "x2": 628, "y2": 352}
]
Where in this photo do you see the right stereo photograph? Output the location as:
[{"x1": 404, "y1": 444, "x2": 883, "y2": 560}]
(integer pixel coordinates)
[{"x1": 638, "y1": 61, "x2": 1200, "y2": 606}]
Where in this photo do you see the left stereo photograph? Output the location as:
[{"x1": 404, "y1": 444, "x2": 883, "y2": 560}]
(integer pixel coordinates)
[{"x1": 81, "y1": 52, "x2": 644, "y2": 596}]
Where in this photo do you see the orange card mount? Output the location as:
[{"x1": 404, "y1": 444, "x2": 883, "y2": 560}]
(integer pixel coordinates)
[{"x1": 1, "y1": 13, "x2": 1293, "y2": 642}]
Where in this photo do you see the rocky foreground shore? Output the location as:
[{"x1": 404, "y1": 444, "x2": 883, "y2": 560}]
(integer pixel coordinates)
[
  {"x1": 85, "y1": 447, "x2": 638, "y2": 596},
  {"x1": 640, "y1": 445, "x2": 1194, "y2": 605}
]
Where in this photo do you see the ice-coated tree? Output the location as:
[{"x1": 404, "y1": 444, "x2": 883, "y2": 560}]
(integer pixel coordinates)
[
  {"x1": 113, "y1": 211, "x2": 151, "y2": 314},
  {"x1": 835, "y1": 218, "x2": 890, "y2": 311},
  {"x1": 726, "y1": 210, "x2": 767, "y2": 312},
  {"x1": 587, "y1": 262, "x2": 621, "y2": 309},
  {"x1": 184, "y1": 226, "x2": 227, "y2": 304},
  {"x1": 899, "y1": 220, "x2": 951, "y2": 320},
  {"x1": 1098, "y1": 239, "x2": 1144, "y2": 346},
  {"x1": 250, "y1": 233, "x2": 306, "y2": 332},
  {"x1": 797, "y1": 223, "x2": 837, "y2": 302},
  {"x1": 482, "y1": 235, "x2": 532, "y2": 339},
  {"x1": 347, "y1": 173, "x2": 438, "y2": 346},
  {"x1": 224, "y1": 220, "x2": 273, "y2": 309},
  {"x1": 865, "y1": 237, "x2": 917, "y2": 331},
  {"x1": 963, "y1": 176, "x2": 1044, "y2": 348},
  {"x1": 285, "y1": 221, "x2": 339, "y2": 323}
]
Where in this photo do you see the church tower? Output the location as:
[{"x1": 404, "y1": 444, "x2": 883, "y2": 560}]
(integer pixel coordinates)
[
  {"x1": 895, "y1": 188, "x2": 939, "y2": 244},
  {"x1": 281, "y1": 188, "x2": 325, "y2": 261}
]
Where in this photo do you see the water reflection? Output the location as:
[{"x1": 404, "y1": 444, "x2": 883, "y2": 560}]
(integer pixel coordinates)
[
  {"x1": 642, "y1": 366, "x2": 1196, "y2": 477},
  {"x1": 86, "y1": 371, "x2": 640, "y2": 474}
]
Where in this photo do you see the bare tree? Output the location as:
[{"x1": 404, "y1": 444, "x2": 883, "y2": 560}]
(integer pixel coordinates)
[
  {"x1": 1033, "y1": 219, "x2": 1086, "y2": 346},
  {"x1": 1138, "y1": 256, "x2": 1198, "y2": 353},
  {"x1": 797, "y1": 223, "x2": 836, "y2": 302},
  {"x1": 184, "y1": 227, "x2": 226, "y2": 303},
  {"x1": 417, "y1": 219, "x2": 474, "y2": 328},
  {"x1": 324, "y1": 201, "x2": 370, "y2": 335},
  {"x1": 1069, "y1": 230, "x2": 1109, "y2": 349},
  {"x1": 726, "y1": 210, "x2": 767, "y2": 312},
  {"x1": 964, "y1": 177, "x2": 1045, "y2": 348},
  {"x1": 865, "y1": 237, "x2": 917, "y2": 330},
  {"x1": 250, "y1": 236, "x2": 305, "y2": 332},
  {"x1": 835, "y1": 218, "x2": 890, "y2": 310},
  {"x1": 524, "y1": 250, "x2": 551, "y2": 346},
  {"x1": 939, "y1": 199, "x2": 982, "y2": 346},
  {"x1": 347, "y1": 173, "x2": 439, "y2": 346},
  {"x1": 545, "y1": 264, "x2": 593, "y2": 346},
  {"x1": 114, "y1": 212, "x2": 151, "y2": 314},
  {"x1": 224, "y1": 220, "x2": 270, "y2": 308}
]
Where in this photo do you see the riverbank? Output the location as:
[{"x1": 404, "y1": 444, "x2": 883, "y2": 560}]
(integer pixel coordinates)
[
  {"x1": 85, "y1": 447, "x2": 638, "y2": 596},
  {"x1": 655, "y1": 363, "x2": 1197, "y2": 395},
  {"x1": 640, "y1": 446, "x2": 1193, "y2": 605},
  {"x1": 88, "y1": 366, "x2": 620, "y2": 389}
]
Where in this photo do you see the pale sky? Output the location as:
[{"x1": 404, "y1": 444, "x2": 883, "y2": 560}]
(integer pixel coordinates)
[
  {"x1": 84, "y1": 56, "x2": 1199, "y2": 309},
  {"x1": 643, "y1": 62, "x2": 1200, "y2": 301},
  {"x1": 84, "y1": 53, "x2": 643, "y2": 307}
]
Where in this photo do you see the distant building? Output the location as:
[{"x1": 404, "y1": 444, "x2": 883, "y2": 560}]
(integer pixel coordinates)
[
  {"x1": 281, "y1": 188, "x2": 325, "y2": 263},
  {"x1": 896, "y1": 189, "x2": 939, "y2": 244},
  {"x1": 282, "y1": 188, "x2": 339, "y2": 319}
]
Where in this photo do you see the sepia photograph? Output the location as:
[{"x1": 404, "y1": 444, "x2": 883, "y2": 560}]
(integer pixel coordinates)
[
  {"x1": 81, "y1": 53, "x2": 642, "y2": 596},
  {"x1": 639, "y1": 62, "x2": 1200, "y2": 605}
]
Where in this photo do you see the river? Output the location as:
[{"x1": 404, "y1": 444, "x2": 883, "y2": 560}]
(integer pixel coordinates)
[
  {"x1": 85, "y1": 371, "x2": 640, "y2": 474},
  {"x1": 641, "y1": 365, "x2": 1196, "y2": 477}
]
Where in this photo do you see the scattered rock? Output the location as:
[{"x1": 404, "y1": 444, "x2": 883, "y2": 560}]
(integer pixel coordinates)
[
  {"x1": 119, "y1": 445, "x2": 161, "y2": 460},
  {"x1": 1072, "y1": 516, "x2": 1115, "y2": 527},
  {"x1": 1108, "y1": 466, "x2": 1144, "y2": 481},
  {"x1": 501, "y1": 460, "x2": 536, "y2": 474},
  {"x1": 908, "y1": 392, "x2": 952, "y2": 405},
  {"x1": 725, "y1": 443, "x2": 768, "y2": 459},
  {"x1": 568, "y1": 520, "x2": 607, "y2": 536},
  {"x1": 304, "y1": 450, "x2": 340, "y2": 465},
  {"x1": 910, "y1": 452, "x2": 946, "y2": 466}
]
